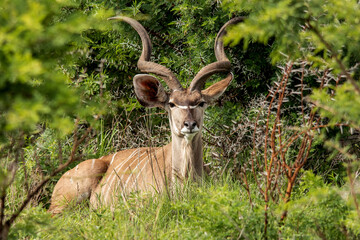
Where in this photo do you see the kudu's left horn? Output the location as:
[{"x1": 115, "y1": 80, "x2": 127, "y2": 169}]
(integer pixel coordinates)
[{"x1": 108, "y1": 16, "x2": 183, "y2": 91}]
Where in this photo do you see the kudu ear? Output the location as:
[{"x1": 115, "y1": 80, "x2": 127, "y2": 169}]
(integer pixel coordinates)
[
  {"x1": 133, "y1": 74, "x2": 168, "y2": 108},
  {"x1": 201, "y1": 73, "x2": 233, "y2": 102}
]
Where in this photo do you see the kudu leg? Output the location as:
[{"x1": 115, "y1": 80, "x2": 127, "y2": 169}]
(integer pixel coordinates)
[{"x1": 49, "y1": 159, "x2": 108, "y2": 214}]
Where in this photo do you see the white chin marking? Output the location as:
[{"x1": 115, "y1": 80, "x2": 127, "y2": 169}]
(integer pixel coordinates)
[
  {"x1": 181, "y1": 126, "x2": 200, "y2": 142},
  {"x1": 184, "y1": 133, "x2": 196, "y2": 142}
]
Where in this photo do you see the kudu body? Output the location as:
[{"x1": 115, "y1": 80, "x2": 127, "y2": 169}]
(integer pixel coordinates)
[{"x1": 49, "y1": 16, "x2": 242, "y2": 214}]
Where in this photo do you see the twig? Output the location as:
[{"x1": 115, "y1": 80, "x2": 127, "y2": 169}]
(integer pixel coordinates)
[{"x1": 4, "y1": 121, "x2": 92, "y2": 228}]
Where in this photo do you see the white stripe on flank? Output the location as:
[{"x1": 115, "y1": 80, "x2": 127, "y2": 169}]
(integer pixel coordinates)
[
  {"x1": 101, "y1": 153, "x2": 130, "y2": 197},
  {"x1": 103, "y1": 149, "x2": 146, "y2": 202},
  {"x1": 109, "y1": 152, "x2": 118, "y2": 165},
  {"x1": 91, "y1": 159, "x2": 95, "y2": 169},
  {"x1": 128, "y1": 148, "x2": 161, "y2": 191},
  {"x1": 123, "y1": 149, "x2": 159, "y2": 191},
  {"x1": 101, "y1": 150, "x2": 138, "y2": 197},
  {"x1": 107, "y1": 150, "x2": 147, "y2": 198}
]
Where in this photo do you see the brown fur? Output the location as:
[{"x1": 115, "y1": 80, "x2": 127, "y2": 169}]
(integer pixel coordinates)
[
  {"x1": 49, "y1": 145, "x2": 172, "y2": 213},
  {"x1": 49, "y1": 159, "x2": 108, "y2": 214}
]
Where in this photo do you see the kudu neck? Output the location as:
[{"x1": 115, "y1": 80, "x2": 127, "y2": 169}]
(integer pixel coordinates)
[{"x1": 171, "y1": 131, "x2": 203, "y2": 182}]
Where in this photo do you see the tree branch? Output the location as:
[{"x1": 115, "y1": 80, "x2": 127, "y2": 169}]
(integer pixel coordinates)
[{"x1": 5, "y1": 123, "x2": 92, "y2": 227}]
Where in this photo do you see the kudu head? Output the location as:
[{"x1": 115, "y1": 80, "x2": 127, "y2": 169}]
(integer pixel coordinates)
[{"x1": 109, "y1": 16, "x2": 242, "y2": 143}]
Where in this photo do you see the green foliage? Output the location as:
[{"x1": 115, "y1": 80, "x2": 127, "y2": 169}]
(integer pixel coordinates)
[
  {"x1": 9, "y1": 205, "x2": 52, "y2": 240},
  {"x1": 9, "y1": 175, "x2": 360, "y2": 239},
  {"x1": 0, "y1": 0, "x2": 113, "y2": 141},
  {"x1": 223, "y1": 0, "x2": 360, "y2": 229},
  {"x1": 224, "y1": 0, "x2": 360, "y2": 70},
  {"x1": 282, "y1": 187, "x2": 350, "y2": 239},
  {"x1": 275, "y1": 171, "x2": 357, "y2": 239},
  {"x1": 312, "y1": 82, "x2": 360, "y2": 127},
  {"x1": 2, "y1": 0, "x2": 360, "y2": 239},
  {"x1": 8, "y1": 179, "x2": 266, "y2": 239},
  {"x1": 224, "y1": 0, "x2": 360, "y2": 136},
  {"x1": 223, "y1": 1, "x2": 360, "y2": 152}
]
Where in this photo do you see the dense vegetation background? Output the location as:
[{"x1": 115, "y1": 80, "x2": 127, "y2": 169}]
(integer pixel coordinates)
[{"x1": 0, "y1": 0, "x2": 359, "y2": 239}]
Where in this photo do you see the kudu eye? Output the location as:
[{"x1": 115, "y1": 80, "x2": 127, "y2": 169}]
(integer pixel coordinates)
[{"x1": 169, "y1": 102, "x2": 175, "y2": 108}]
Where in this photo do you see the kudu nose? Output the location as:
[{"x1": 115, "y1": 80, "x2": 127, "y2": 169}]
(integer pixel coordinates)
[{"x1": 184, "y1": 120, "x2": 197, "y2": 131}]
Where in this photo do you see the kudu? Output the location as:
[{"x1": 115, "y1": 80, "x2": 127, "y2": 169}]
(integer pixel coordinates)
[{"x1": 49, "y1": 16, "x2": 243, "y2": 214}]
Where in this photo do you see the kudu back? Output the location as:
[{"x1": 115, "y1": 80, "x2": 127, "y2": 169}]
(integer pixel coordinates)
[{"x1": 49, "y1": 16, "x2": 243, "y2": 214}]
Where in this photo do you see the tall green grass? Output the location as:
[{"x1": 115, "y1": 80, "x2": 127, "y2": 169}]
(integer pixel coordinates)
[{"x1": 9, "y1": 173, "x2": 357, "y2": 239}]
